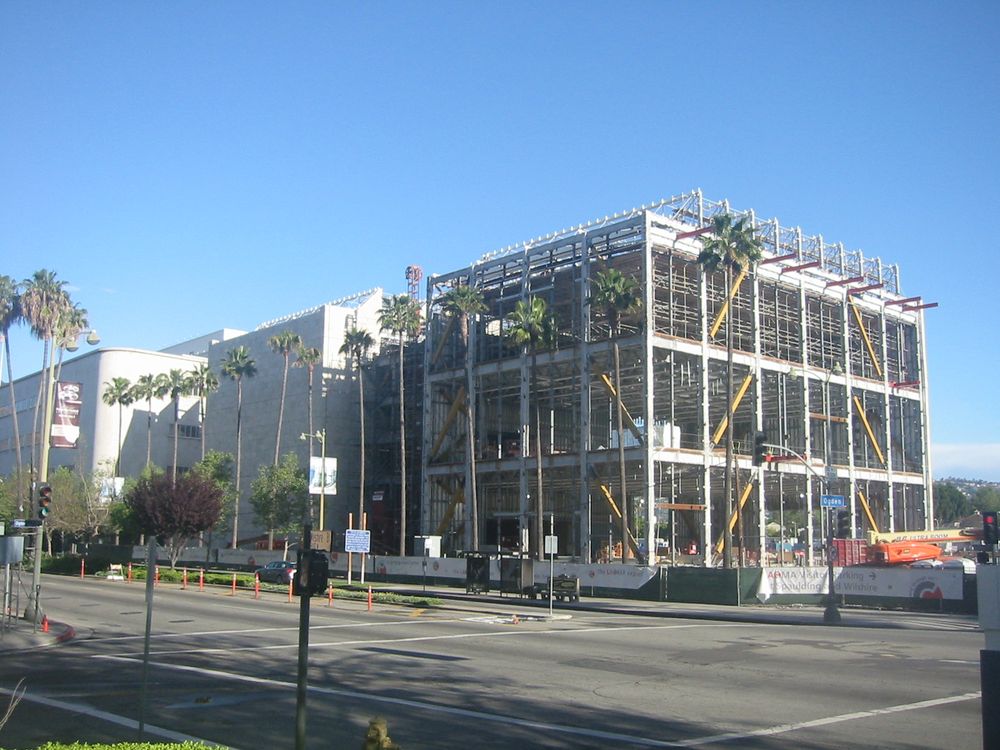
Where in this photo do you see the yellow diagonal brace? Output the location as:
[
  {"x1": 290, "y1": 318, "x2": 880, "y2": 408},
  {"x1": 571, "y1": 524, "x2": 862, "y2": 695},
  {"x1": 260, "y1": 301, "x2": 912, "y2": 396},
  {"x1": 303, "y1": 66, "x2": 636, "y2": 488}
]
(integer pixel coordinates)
[
  {"x1": 429, "y1": 385, "x2": 466, "y2": 460},
  {"x1": 714, "y1": 479, "x2": 756, "y2": 555},
  {"x1": 712, "y1": 373, "x2": 754, "y2": 446},
  {"x1": 433, "y1": 479, "x2": 465, "y2": 537},
  {"x1": 599, "y1": 373, "x2": 642, "y2": 440},
  {"x1": 852, "y1": 395, "x2": 886, "y2": 466},
  {"x1": 856, "y1": 488, "x2": 880, "y2": 533},
  {"x1": 431, "y1": 315, "x2": 458, "y2": 367},
  {"x1": 709, "y1": 268, "x2": 747, "y2": 339},
  {"x1": 849, "y1": 301, "x2": 883, "y2": 379},
  {"x1": 596, "y1": 481, "x2": 640, "y2": 556}
]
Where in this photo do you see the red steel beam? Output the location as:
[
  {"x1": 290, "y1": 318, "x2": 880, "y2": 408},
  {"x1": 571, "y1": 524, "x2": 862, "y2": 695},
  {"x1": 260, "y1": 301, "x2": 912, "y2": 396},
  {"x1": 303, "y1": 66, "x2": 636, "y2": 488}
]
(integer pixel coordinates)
[
  {"x1": 884, "y1": 296, "x2": 922, "y2": 307},
  {"x1": 780, "y1": 260, "x2": 822, "y2": 274},
  {"x1": 903, "y1": 302, "x2": 939, "y2": 311},
  {"x1": 760, "y1": 253, "x2": 798, "y2": 266},
  {"x1": 675, "y1": 226, "x2": 713, "y2": 241},
  {"x1": 848, "y1": 283, "x2": 884, "y2": 296},
  {"x1": 826, "y1": 275, "x2": 865, "y2": 288}
]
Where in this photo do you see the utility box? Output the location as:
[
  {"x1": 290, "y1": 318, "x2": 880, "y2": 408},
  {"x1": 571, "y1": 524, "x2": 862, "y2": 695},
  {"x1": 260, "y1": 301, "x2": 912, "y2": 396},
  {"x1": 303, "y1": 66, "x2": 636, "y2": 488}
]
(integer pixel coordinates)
[
  {"x1": 414, "y1": 536, "x2": 441, "y2": 558},
  {"x1": 500, "y1": 556, "x2": 534, "y2": 597},
  {"x1": 832, "y1": 539, "x2": 868, "y2": 566},
  {"x1": 465, "y1": 552, "x2": 490, "y2": 594}
]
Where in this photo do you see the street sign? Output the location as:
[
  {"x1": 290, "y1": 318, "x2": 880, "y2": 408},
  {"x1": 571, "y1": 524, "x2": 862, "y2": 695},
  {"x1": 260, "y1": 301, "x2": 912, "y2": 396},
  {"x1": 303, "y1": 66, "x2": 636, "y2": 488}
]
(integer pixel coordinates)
[
  {"x1": 820, "y1": 494, "x2": 846, "y2": 508},
  {"x1": 345, "y1": 529, "x2": 371, "y2": 554},
  {"x1": 544, "y1": 535, "x2": 558, "y2": 555},
  {"x1": 311, "y1": 530, "x2": 332, "y2": 552},
  {"x1": 11, "y1": 519, "x2": 42, "y2": 528}
]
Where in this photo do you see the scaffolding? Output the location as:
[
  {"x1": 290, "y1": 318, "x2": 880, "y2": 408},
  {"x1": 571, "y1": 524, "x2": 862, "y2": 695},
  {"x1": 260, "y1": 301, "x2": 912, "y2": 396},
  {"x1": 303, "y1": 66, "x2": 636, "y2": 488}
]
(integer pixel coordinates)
[{"x1": 421, "y1": 189, "x2": 932, "y2": 565}]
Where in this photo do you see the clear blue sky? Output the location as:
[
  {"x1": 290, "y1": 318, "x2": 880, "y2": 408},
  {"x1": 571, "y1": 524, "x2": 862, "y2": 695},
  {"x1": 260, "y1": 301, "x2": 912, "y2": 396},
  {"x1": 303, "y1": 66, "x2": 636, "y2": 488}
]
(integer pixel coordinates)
[{"x1": 2, "y1": 2, "x2": 998, "y2": 480}]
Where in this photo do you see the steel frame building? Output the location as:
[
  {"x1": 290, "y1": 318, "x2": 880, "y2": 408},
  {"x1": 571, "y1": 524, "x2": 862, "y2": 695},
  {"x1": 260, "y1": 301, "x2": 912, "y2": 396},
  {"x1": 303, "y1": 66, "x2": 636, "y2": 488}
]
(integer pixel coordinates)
[{"x1": 420, "y1": 189, "x2": 933, "y2": 566}]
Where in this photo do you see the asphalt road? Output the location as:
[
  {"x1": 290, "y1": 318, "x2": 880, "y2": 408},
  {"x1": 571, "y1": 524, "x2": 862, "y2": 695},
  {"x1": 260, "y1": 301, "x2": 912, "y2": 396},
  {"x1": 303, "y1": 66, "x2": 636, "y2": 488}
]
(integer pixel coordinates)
[{"x1": 0, "y1": 575, "x2": 984, "y2": 749}]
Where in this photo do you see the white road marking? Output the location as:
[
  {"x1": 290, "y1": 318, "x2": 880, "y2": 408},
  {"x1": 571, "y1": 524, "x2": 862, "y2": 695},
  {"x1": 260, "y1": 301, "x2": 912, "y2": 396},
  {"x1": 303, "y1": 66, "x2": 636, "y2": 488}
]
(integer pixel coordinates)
[
  {"x1": 94, "y1": 654, "x2": 982, "y2": 748},
  {"x1": 0, "y1": 685, "x2": 229, "y2": 748}
]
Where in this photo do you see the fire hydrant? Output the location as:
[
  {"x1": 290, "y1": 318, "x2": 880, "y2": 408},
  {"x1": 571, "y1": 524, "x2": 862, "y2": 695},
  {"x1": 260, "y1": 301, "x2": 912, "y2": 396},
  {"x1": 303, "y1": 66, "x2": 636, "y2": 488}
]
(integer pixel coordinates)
[{"x1": 362, "y1": 716, "x2": 401, "y2": 750}]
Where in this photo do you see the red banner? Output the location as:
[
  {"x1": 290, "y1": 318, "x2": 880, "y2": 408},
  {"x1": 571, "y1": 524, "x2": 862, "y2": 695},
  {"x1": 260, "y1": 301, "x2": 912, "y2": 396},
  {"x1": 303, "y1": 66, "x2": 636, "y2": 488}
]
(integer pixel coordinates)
[{"x1": 50, "y1": 381, "x2": 82, "y2": 449}]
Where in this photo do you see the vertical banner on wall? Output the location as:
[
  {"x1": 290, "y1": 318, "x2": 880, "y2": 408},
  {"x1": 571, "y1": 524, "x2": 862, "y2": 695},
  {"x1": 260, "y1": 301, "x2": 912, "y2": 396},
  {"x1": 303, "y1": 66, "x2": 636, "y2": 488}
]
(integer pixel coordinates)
[
  {"x1": 308, "y1": 456, "x2": 337, "y2": 495},
  {"x1": 50, "y1": 381, "x2": 83, "y2": 448}
]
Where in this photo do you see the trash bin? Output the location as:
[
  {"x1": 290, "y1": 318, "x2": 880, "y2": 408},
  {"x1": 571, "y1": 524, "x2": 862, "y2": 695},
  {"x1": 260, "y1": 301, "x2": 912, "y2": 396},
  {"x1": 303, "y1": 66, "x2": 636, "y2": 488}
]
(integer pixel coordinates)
[
  {"x1": 500, "y1": 556, "x2": 534, "y2": 597},
  {"x1": 465, "y1": 552, "x2": 490, "y2": 594}
]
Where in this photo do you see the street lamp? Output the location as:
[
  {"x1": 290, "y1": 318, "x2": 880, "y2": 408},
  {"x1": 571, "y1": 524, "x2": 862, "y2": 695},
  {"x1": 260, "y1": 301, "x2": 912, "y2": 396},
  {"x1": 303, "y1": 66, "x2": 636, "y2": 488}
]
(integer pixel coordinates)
[{"x1": 823, "y1": 361, "x2": 843, "y2": 625}]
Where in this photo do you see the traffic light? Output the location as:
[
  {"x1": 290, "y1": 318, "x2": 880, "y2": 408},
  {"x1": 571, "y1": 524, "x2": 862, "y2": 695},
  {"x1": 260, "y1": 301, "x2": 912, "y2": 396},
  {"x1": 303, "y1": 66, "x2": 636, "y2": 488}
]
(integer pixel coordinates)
[
  {"x1": 752, "y1": 432, "x2": 768, "y2": 466},
  {"x1": 292, "y1": 549, "x2": 330, "y2": 597},
  {"x1": 983, "y1": 512, "x2": 999, "y2": 546},
  {"x1": 37, "y1": 484, "x2": 52, "y2": 520},
  {"x1": 835, "y1": 510, "x2": 851, "y2": 539}
]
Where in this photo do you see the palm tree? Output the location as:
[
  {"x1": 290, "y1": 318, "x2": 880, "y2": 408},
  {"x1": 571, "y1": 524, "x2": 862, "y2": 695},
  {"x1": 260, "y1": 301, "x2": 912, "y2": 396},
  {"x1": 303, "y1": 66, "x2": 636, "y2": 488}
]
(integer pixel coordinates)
[
  {"x1": 592, "y1": 268, "x2": 643, "y2": 563},
  {"x1": 53, "y1": 302, "x2": 89, "y2": 382},
  {"x1": 188, "y1": 363, "x2": 219, "y2": 461},
  {"x1": 440, "y1": 283, "x2": 487, "y2": 550},
  {"x1": 102, "y1": 377, "x2": 133, "y2": 476},
  {"x1": 268, "y1": 330, "x2": 302, "y2": 466},
  {"x1": 697, "y1": 213, "x2": 763, "y2": 568},
  {"x1": 506, "y1": 296, "x2": 555, "y2": 561},
  {"x1": 293, "y1": 344, "x2": 322, "y2": 446},
  {"x1": 0, "y1": 276, "x2": 24, "y2": 485},
  {"x1": 20, "y1": 269, "x2": 70, "y2": 480},
  {"x1": 156, "y1": 369, "x2": 190, "y2": 486},
  {"x1": 378, "y1": 294, "x2": 422, "y2": 556},
  {"x1": 129, "y1": 374, "x2": 160, "y2": 467},
  {"x1": 221, "y1": 345, "x2": 257, "y2": 548},
  {"x1": 339, "y1": 329, "x2": 373, "y2": 533}
]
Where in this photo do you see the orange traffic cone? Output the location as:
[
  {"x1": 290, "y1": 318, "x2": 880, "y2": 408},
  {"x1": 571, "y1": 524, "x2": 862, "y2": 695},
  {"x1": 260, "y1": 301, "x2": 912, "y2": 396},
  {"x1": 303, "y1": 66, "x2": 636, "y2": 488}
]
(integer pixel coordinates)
[{"x1": 41, "y1": 615, "x2": 49, "y2": 633}]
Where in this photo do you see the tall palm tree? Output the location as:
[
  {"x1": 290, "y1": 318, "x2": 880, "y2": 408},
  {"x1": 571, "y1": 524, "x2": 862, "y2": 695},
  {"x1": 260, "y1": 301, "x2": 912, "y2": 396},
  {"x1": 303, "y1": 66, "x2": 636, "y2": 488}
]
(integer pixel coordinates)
[
  {"x1": 102, "y1": 377, "x2": 133, "y2": 476},
  {"x1": 155, "y1": 369, "x2": 190, "y2": 486},
  {"x1": 592, "y1": 268, "x2": 643, "y2": 563},
  {"x1": 129, "y1": 373, "x2": 160, "y2": 467},
  {"x1": 188, "y1": 363, "x2": 219, "y2": 461},
  {"x1": 440, "y1": 283, "x2": 487, "y2": 550},
  {"x1": 339, "y1": 329, "x2": 373, "y2": 533},
  {"x1": 20, "y1": 269, "x2": 70, "y2": 480},
  {"x1": 378, "y1": 294, "x2": 422, "y2": 556},
  {"x1": 268, "y1": 330, "x2": 302, "y2": 465},
  {"x1": 0, "y1": 276, "x2": 24, "y2": 486},
  {"x1": 222, "y1": 345, "x2": 257, "y2": 548},
  {"x1": 53, "y1": 302, "x2": 89, "y2": 381},
  {"x1": 697, "y1": 213, "x2": 763, "y2": 569},
  {"x1": 293, "y1": 344, "x2": 322, "y2": 446},
  {"x1": 506, "y1": 296, "x2": 555, "y2": 561}
]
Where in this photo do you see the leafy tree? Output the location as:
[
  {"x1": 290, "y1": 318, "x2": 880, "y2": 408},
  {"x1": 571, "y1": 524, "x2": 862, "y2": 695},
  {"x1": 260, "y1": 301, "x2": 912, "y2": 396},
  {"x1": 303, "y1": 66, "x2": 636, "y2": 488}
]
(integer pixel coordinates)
[
  {"x1": 441, "y1": 284, "x2": 487, "y2": 550},
  {"x1": 192, "y1": 450, "x2": 236, "y2": 553},
  {"x1": 188, "y1": 363, "x2": 219, "y2": 461},
  {"x1": 0, "y1": 474, "x2": 16, "y2": 523},
  {"x1": 378, "y1": 294, "x2": 422, "y2": 556},
  {"x1": 221, "y1": 345, "x2": 257, "y2": 547},
  {"x1": 249, "y1": 452, "x2": 308, "y2": 550},
  {"x1": 268, "y1": 330, "x2": 302, "y2": 465},
  {"x1": 507, "y1": 296, "x2": 556, "y2": 560},
  {"x1": 42, "y1": 466, "x2": 88, "y2": 554},
  {"x1": 974, "y1": 486, "x2": 1000, "y2": 513},
  {"x1": 339, "y1": 328, "x2": 373, "y2": 532},
  {"x1": 102, "y1": 377, "x2": 133, "y2": 476},
  {"x1": 126, "y1": 470, "x2": 224, "y2": 567},
  {"x1": 934, "y1": 482, "x2": 974, "y2": 523},
  {"x1": 130, "y1": 373, "x2": 161, "y2": 467},
  {"x1": 697, "y1": 214, "x2": 763, "y2": 568},
  {"x1": 592, "y1": 268, "x2": 642, "y2": 562}
]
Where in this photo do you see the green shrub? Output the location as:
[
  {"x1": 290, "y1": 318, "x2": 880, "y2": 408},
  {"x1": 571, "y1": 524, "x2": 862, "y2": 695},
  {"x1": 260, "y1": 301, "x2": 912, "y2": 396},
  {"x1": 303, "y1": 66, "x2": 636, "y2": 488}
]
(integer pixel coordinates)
[{"x1": 32, "y1": 742, "x2": 220, "y2": 750}]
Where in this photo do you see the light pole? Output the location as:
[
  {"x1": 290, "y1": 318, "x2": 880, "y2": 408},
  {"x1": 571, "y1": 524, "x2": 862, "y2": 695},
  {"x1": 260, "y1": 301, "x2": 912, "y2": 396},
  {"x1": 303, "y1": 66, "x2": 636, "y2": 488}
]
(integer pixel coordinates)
[
  {"x1": 300, "y1": 429, "x2": 328, "y2": 530},
  {"x1": 28, "y1": 328, "x2": 100, "y2": 623},
  {"x1": 823, "y1": 362, "x2": 843, "y2": 625}
]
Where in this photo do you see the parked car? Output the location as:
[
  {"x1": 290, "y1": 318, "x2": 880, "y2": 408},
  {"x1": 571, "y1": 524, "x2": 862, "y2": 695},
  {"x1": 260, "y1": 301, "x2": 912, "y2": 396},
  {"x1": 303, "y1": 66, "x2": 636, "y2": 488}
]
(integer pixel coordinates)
[{"x1": 255, "y1": 560, "x2": 296, "y2": 584}]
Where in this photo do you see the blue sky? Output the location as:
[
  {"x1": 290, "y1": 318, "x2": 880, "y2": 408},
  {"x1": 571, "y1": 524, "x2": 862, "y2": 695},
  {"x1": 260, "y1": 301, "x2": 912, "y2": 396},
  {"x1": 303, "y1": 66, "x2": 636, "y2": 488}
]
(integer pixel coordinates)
[{"x1": 2, "y1": 2, "x2": 998, "y2": 480}]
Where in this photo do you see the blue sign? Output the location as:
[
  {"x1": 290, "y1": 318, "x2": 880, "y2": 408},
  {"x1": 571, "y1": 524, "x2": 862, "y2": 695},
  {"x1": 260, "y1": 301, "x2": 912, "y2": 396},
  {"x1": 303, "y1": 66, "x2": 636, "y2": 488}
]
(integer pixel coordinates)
[{"x1": 820, "y1": 494, "x2": 846, "y2": 508}]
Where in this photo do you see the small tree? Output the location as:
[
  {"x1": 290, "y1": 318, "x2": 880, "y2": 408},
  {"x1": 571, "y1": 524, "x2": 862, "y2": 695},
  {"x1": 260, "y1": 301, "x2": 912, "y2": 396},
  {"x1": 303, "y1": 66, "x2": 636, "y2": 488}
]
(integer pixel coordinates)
[
  {"x1": 249, "y1": 452, "x2": 308, "y2": 552},
  {"x1": 126, "y1": 471, "x2": 224, "y2": 567},
  {"x1": 192, "y1": 450, "x2": 236, "y2": 554}
]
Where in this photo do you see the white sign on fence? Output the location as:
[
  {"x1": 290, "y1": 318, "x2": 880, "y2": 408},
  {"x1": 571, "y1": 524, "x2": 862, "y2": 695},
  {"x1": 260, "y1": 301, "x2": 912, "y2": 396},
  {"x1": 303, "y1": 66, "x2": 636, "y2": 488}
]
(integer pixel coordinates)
[
  {"x1": 345, "y1": 529, "x2": 371, "y2": 554},
  {"x1": 757, "y1": 566, "x2": 965, "y2": 602}
]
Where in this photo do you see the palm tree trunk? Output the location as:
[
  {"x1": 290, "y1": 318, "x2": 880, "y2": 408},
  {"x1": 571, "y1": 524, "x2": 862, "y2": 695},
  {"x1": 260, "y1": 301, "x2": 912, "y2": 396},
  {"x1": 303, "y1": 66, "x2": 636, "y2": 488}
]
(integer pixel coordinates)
[
  {"x1": 358, "y1": 365, "x2": 366, "y2": 533},
  {"x1": 116, "y1": 406, "x2": 123, "y2": 476},
  {"x1": 614, "y1": 340, "x2": 629, "y2": 563},
  {"x1": 4, "y1": 336, "x2": 23, "y2": 490},
  {"x1": 31, "y1": 340, "x2": 50, "y2": 477},
  {"x1": 467, "y1": 353, "x2": 479, "y2": 551},
  {"x1": 232, "y1": 382, "x2": 243, "y2": 549},
  {"x1": 171, "y1": 396, "x2": 180, "y2": 486},
  {"x1": 200, "y1": 395, "x2": 207, "y2": 461},
  {"x1": 532, "y1": 348, "x2": 544, "y2": 561},
  {"x1": 397, "y1": 333, "x2": 407, "y2": 557},
  {"x1": 275, "y1": 358, "x2": 289, "y2": 465},
  {"x1": 723, "y1": 266, "x2": 735, "y2": 569},
  {"x1": 145, "y1": 396, "x2": 153, "y2": 467}
]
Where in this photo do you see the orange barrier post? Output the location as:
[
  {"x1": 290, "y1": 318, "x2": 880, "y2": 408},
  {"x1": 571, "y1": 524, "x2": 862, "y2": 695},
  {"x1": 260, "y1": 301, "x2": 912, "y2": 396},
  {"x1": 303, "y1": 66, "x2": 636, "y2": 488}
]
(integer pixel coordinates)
[
  {"x1": 328, "y1": 586, "x2": 333, "y2": 607},
  {"x1": 182, "y1": 568, "x2": 188, "y2": 590},
  {"x1": 41, "y1": 615, "x2": 49, "y2": 633},
  {"x1": 199, "y1": 569, "x2": 205, "y2": 591},
  {"x1": 155, "y1": 566, "x2": 160, "y2": 586},
  {"x1": 367, "y1": 586, "x2": 372, "y2": 612},
  {"x1": 255, "y1": 574, "x2": 260, "y2": 599},
  {"x1": 128, "y1": 562, "x2": 133, "y2": 583},
  {"x1": 230, "y1": 573, "x2": 237, "y2": 595},
  {"x1": 80, "y1": 559, "x2": 85, "y2": 579},
  {"x1": 288, "y1": 580, "x2": 293, "y2": 603}
]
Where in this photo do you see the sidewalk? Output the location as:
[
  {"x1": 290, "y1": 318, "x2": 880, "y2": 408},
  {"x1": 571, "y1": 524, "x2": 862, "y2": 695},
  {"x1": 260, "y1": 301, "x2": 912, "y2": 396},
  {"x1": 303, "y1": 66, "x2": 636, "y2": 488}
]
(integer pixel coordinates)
[{"x1": 0, "y1": 616, "x2": 75, "y2": 654}]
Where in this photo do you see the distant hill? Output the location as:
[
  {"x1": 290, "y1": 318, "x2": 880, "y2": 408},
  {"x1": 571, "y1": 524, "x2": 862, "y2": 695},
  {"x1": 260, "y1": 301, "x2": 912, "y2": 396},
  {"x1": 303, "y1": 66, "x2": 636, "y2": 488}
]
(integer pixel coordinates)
[{"x1": 939, "y1": 477, "x2": 1000, "y2": 496}]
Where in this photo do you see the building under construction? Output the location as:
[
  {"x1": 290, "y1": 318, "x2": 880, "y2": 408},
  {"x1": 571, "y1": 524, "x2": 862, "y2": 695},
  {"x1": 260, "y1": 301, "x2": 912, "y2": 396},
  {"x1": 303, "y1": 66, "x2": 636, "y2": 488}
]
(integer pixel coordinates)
[{"x1": 420, "y1": 189, "x2": 933, "y2": 566}]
